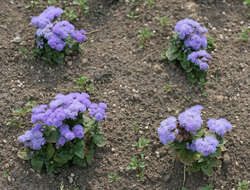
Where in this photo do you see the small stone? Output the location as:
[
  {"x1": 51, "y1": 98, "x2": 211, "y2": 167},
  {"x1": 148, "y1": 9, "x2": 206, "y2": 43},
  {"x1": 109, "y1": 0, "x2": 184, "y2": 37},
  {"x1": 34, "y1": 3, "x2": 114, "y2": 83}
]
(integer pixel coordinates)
[
  {"x1": 70, "y1": 173, "x2": 75, "y2": 177},
  {"x1": 68, "y1": 176, "x2": 73, "y2": 184},
  {"x1": 223, "y1": 153, "x2": 231, "y2": 165},
  {"x1": 81, "y1": 58, "x2": 88, "y2": 64},
  {"x1": 13, "y1": 36, "x2": 21, "y2": 43},
  {"x1": 67, "y1": 61, "x2": 72, "y2": 66},
  {"x1": 94, "y1": 73, "x2": 102, "y2": 80},
  {"x1": 3, "y1": 140, "x2": 7, "y2": 144},
  {"x1": 8, "y1": 176, "x2": 12, "y2": 182},
  {"x1": 216, "y1": 95, "x2": 224, "y2": 101},
  {"x1": 111, "y1": 148, "x2": 115, "y2": 152},
  {"x1": 4, "y1": 163, "x2": 10, "y2": 169}
]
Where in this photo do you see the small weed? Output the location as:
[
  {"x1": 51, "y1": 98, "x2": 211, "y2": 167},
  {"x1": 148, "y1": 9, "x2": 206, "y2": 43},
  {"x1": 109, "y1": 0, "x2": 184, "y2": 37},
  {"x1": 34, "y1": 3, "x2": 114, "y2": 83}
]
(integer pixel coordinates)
[
  {"x1": 108, "y1": 173, "x2": 119, "y2": 183},
  {"x1": 164, "y1": 84, "x2": 171, "y2": 89},
  {"x1": 73, "y1": 0, "x2": 89, "y2": 14},
  {"x1": 145, "y1": 0, "x2": 155, "y2": 6},
  {"x1": 183, "y1": 95, "x2": 191, "y2": 102},
  {"x1": 157, "y1": 16, "x2": 171, "y2": 28},
  {"x1": 48, "y1": 0, "x2": 57, "y2": 5},
  {"x1": 239, "y1": 28, "x2": 250, "y2": 41},
  {"x1": 132, "y1": 124, "x2": 139, "y2": 132},
  {"x1": 132, "y1": 137, "x2": 150, "y2": 150},
  {"x1": 138, "y1": 29, "x2": 153, "y2": 48},
  {"x1": 127, "y1": 11, "x2": 139, "y2": 19},
  {"x1": 74, "y1": 76, "x2": 94, "y2": 93},
  {"x1": 25, "y1": 0, "x2": 42, "y2": 9},
  {"x1": 64, "y1": 8, "x2": 78, "y2": 21},
  {"x1": 243, "y1": 0, "x2": 250, "y2": 5},
  {"x1": 127, "y1": 156, "x2": 146, "y2": 171},
  {"x1": 201, "y1": 184, "x2": 213, "y2": 190},
  {"x1": 7, "y1": 101, "x2": 36, "y2": 128},
  {"x1": 238, "y1": 180, "x2": 249, "y2": 190}
]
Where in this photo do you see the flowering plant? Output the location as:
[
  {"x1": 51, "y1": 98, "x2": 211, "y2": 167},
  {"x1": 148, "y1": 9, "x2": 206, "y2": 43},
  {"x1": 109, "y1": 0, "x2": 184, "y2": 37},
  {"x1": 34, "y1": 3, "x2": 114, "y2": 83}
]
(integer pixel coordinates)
[
  {"x1": 31, "y1": 6, "x2": 87, "y2": 65},
  {"x1": 163, "y1": 18, "x2": 214, "y2": 85},
  {"x1": 157, "y1": 105, "x2": 232, "y2": 175},
  {"x1": 17, "y1": 93, "x2": 107, "y2": 173}
]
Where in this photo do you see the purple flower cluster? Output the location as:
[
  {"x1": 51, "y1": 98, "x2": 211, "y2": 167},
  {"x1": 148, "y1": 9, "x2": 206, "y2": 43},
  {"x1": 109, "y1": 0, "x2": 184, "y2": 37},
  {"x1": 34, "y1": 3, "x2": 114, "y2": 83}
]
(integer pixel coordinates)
[
  {"x1": 17, "y1": 124, "x2": 46, "y2": 150},
  {"x1": 174, "y1": 18, "x2": 207, "y2": 50},
  {"x1": 157, "y1": 117, "x2": 179, "y2": 144},
  {"x1": 187, "y1": 50, "x2": 212, "y2": 71},
  {"x1": 190, "y1": 136, "x2": 219, "y2": 156},
  {"x1": 18, "y1": 93, "x2": 107, "y2": 150},
  {"x1": 89, "y1": 103, "x2": 107, "y2": 121},
  {"x1": 31, "y1": 6, "x2": 87, "y2": 51},
  {"x1": 178, "y1": 105, "x2": 203, "y2": 135},
  {"x1": 207, "y1": 118, "x2": 232, "y2": 137}
]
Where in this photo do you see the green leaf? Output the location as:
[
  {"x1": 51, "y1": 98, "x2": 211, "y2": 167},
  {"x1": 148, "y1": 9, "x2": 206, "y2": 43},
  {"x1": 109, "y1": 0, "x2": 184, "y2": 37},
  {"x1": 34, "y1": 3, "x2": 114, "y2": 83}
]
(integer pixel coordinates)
[
  {"x1": 201, "y1": 165, "x2": 213, "y2": 176},
  {"x1": 74, "y1": 140, "x2": 85, "y2": 159},
  {"x1": 17, "y1": 151, "x2": 32, "y2": 160},
  {"x1": 46, "y1": 143, "x2": 55, "y2": 160},
  {"x1": 177, "y1": 149, "x2": 199, "y2": 165},
  {"x1": 166, "y1": 45, "x2": 179, "y2": 61},
  {"x1": 54, "y1": 151, "x2": 73, "y2": 164},
  {"x1": 46, "y1": 129, "x2": 60, "y2": 143},
  {"x1": 93, "y1": 135, "x2": 106, "y2": 147},
  {"x1": 72, "y1": 156, "x2": 86, "y2": 166},
  {"x1": 86, "y1": 146, "x2": 94, "y2": 165},
  {"x1": 45, "y1": 160, "x2": 55, "y2": 174},
  {"x1": 31, "y1": 157, "x2": 44, "y2": 172}
]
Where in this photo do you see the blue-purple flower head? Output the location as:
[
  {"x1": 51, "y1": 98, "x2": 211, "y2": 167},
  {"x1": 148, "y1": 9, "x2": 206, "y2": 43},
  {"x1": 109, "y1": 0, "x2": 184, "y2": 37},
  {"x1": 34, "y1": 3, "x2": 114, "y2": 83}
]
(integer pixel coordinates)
[
  {"x1": 207, "y1": 118, "x2": 232, "y2": 137},
  {"x1": 178, "y1": 105, "x2": 203, "y2": 135},
  {"x1": 31, "y1": 93, "x2": 91, "y2": 127},
  {"x1": 53, "y1": 21, "x2": 75, "y2": 39},
  {"x1": 89, "y1": 103, "x2": 107, "y2": 121},
  {"x1": 192, "y1": 136, "x2": 219, "y2": 156},
  {"x1": 157, "y1": 116, "x2": 178, "y2": 144},
  {"x1": 18, "y1": 124, "x2": 46, "y2": 150},
  {"x1": 31, "y1": 7, "x2": 87, "y2": 52},
  {"x1": 174, "y1": 18, "x2": 208, "y2": 50},
  {"x1": 31, "y1": 6, "x2": 63, "y2": 29},
  {"x1": 187, "y1": 50, "x2": 212, "y2": 71},
  {"x1": 174, "y1": 18, "x2": 207, "y2": 39}
]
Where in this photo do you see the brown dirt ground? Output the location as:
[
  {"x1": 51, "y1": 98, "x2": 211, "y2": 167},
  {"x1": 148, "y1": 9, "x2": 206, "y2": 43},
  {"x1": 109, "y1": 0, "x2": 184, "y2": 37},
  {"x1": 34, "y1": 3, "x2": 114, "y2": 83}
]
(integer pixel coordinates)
[{"x1": 0, "y1": 0, "x2": 249, "y2": 190}]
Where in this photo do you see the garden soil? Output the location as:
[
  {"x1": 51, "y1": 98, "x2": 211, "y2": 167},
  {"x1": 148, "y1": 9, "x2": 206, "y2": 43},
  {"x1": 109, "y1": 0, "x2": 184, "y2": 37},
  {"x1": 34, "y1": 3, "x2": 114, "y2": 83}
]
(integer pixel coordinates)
[{"x1": 0, "y1": 0, "x2": 249, "y2": 189}]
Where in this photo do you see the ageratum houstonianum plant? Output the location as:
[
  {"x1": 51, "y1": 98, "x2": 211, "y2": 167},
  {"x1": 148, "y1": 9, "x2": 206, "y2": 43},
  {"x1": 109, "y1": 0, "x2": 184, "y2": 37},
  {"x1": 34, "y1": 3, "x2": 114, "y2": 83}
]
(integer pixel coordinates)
[
  {"x1": 163, "y1": 18, "x2": 214, "y2": 85},
  {"x1": 157, "y1": 105, "x2": 232, "y2": 176},
  {"x1": 17, "y1": 93, "x2": 107, "y2": 173},
  {"x1": 31, "y1": 6, "x2": 87, "y2": 65}
]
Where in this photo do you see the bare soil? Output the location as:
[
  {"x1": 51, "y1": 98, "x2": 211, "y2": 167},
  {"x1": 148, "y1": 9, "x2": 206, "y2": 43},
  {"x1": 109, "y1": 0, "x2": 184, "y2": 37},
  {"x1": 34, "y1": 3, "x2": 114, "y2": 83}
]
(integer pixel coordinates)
[{"x1": 0, "y1": 0, "x2": 249, "y2": 190}]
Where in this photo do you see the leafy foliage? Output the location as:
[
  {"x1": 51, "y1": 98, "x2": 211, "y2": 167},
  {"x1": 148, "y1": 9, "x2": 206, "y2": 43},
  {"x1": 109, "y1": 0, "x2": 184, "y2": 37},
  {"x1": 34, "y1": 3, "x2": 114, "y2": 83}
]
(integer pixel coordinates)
[
  {"x1": 18, "y1": 114, "x2": 105, "y2": 173},
  {"x1": 33, "y1": 36, "x2": 80, "y2": 66},
  {"x1": 138, "y1": 29, "x2": 153, "y2": 49},
  {"x1": 163, "y1": 34, "x2": 214, "y2": 85},
  {"x1": 74, "y1": 76, "x2": 94, "y2": 93},
  {"x1": 238, "y1": 180, "x2": 249, "y2": 190}
]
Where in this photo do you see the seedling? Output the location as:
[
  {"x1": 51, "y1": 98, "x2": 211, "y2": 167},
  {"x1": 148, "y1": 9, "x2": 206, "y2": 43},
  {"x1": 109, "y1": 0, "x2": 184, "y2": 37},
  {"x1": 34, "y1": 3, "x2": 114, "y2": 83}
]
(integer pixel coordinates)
[
  {"x1": 25, "y1": 0, "x2": 41, "y2": 9},
  {"x1": 145, "y1": 0, "x2": 155, "y2": 6},
  {"x1": 164, "y1": 84, "x2": 171, "y2": 89},
  {"x1": 157, "y1": 16, "x2": 171, "y2": 28},
  {"x1": 127, "y1": 11, "x2": 139, "y2": 19},
  {"x1": 238, "y1": 180, "x2": 249, "y2": 190},
  {"x1": 138, "y1": 29, "x2": 153, "y2": 48},
  {"x1": 64, "y1": 8, "x2": 78, "y2": 21},
  {"x1": 127, "y1": 156, "x2": 145, "y2": 170},
  {"x1": 243, "y1": 0, "x2": 250, "y2": 5},
  {"x1": 48, "y1": 0, "x2": 57, "y2": 5},
  {"x1": 108, "y1": 173, "x2": 119, "y2": 183},
  {"x1": 239, "y1": 29, "x2": 250, "y2": 41},
  {"x1": 74, "y1": 76, "x2": 94, "y2": 93},
  {"x1": 132, "y1": 137, "x2": 150, "y2": 150},
  {"x1": 132, "y1": 124, "x2": 139, "y2": 132},
  {"x1": 7, "y1": 101, "x2": 36, "y2": 128},
  {"x1": 202, "y1": 184, "x2": 214, "y2": 190},
  {"x1": 73, "y1": 0, "x2": 89, "y2": 13}
]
